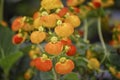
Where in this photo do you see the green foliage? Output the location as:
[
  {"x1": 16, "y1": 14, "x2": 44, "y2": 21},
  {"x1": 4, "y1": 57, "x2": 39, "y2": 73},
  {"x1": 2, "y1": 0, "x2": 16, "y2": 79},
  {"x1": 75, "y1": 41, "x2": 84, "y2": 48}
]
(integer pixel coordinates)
[
  {"x1": 0, "y1": 25, "x2": 19, "y2": 58},
  {"x1": 0, "y1": 25, "x2": 23, "y2": 76},
  {"x1": 0, "y1": 51, "x2": 23, "y2": 75},
  {"x1": 62, "y1": 72, "x2": 79, "y2": 80},
  {"x1": 109, "y1": 52, "x2": 120, "y2": 69},
  {"x1": 40, "y1": 71, "x2": 54, "y2": 80}
]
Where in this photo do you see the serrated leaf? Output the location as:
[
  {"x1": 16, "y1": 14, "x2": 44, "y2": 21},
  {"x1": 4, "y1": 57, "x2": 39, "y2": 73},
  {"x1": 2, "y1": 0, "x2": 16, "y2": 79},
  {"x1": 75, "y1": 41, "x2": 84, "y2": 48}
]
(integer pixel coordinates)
[
  {"x1": 0, "y1": 51, "x2": 23, "y2": 75},
  {"x1": 63, "y1": 72, "x2": 79, "y2": 80}
]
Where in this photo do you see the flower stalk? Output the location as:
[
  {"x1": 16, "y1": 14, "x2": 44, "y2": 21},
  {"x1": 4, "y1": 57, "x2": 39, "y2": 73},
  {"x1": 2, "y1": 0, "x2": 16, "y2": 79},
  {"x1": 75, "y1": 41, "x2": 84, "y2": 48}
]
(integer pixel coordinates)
[
  {"x1": 97, "y1": 17, "x2": 109, "y2": 63},
  {"x1": 52, "y1": 68, "x2": 59, "y2": 80},
  {"x1": 83, "y1": 19, "x2": 88, "y2": 42}
]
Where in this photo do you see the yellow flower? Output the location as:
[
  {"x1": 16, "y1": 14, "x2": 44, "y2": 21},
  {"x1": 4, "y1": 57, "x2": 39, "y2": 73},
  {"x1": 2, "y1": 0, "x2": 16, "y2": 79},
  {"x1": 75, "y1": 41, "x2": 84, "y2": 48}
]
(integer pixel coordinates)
[
  {"x1": 67, "y1": 0, "x2": 85, "y2": 7},
  {"x1": 87, "y1": 58, "x2": 100, "y2": 70},
  {"x1": 101, "y1": 0, "x2": 114, "y2": 7},
  {"x1": 109, "y1": 66, "x2": 117, "y2": 75},
  {"x1": 65, "y1": 14, "x2": 81, "y2": 28},
  {"x1": 86, "y1": 50, "x2": 93, "y2": 59},
  {"x1": 33, "y1": 17, "x2": 43, "y2": 29},
  {"x1": 41, "y1": 0, "x2": 63, "y2": 10}
]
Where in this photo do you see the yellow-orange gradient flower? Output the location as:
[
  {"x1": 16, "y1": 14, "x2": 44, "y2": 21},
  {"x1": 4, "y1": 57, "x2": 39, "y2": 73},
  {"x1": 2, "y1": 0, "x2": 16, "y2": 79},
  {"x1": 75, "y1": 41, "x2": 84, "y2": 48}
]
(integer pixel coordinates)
[
  {"x1": 67, "y1": 0, "x2": 85, "y2": 7},
  {"x1": 41, "y1": 0, "x2": 63, "y2": 10},
  {"x1": 41, "y1": 14, "x2": 60, "y2": 28},
  {"x1": 65, "y1": 15, "x2": 81, "y2": 28},
  {"x1": 55, "y1": 23, "x2": 74, "y2": 37},
  {"x1": 33, "y1": 17, "x2": 43, "y2": 29},
  {"x1": 30, "y1": 31, "x2": 46, "y2": 44}
]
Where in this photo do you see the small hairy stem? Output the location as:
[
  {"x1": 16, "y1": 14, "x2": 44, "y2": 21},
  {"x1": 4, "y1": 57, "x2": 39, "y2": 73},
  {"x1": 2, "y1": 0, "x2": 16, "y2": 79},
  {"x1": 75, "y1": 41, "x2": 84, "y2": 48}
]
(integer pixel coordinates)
[
  {"x1": 52, "y1": 68, "x2": 59, "y2": 80},
  {"x1": 37, "y1": 44, "x2": 44, "y2": 52},
  {"x1": 0, "y1": 0, "x2": 4, "y2": 21},
  {"x1": 83, "y1": 19, "x2": 88, "y2": 42},
  {"x1": 97, "y1": 17, "x2": 109, "y2": 63}
]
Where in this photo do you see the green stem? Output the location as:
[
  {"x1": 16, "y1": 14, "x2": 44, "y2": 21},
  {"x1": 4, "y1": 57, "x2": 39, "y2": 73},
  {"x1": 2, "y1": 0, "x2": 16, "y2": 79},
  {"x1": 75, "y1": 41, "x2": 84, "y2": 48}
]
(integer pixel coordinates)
[
  {"x1": 83, "y1": 19, "x2": 88, "y2": 42},
  {"x1": 52, "y1": 68, "x2": 59, "y2": 80},
  {"x1": 97, "y1": 17, "x2": 108, "y2": 63},
  {"x1": 0, "y1": 47, "x2": 5, "y2": 59},
  {"x1": 0, "y1": 0, "x2": 4, "y2": 21}
]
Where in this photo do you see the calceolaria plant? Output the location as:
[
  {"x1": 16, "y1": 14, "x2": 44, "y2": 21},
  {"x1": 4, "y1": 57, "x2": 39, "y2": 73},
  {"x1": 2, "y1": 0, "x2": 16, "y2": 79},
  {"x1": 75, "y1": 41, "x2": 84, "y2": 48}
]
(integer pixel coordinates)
[{"x1": 11, "y1": 0, "x2": 120, "y2": 80}]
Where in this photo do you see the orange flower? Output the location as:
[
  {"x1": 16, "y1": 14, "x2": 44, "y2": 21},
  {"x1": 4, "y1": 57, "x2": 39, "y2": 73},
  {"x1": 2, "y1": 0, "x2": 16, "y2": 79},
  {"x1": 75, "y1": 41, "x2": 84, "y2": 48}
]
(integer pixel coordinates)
[
  {"x1": 45, "y1": 41, "x2": 63, "y2": 55},
  {"x1": 11, "y1": 17, "x2": 23, "y2": 31},
  {"x1": 22, "y1": 23, "x2": 34, "y2": 31},
  {"x1": 34, "y1": 54, "x2": 53, "y2": 72},
  {"x1": 55, "y1": 57, "x2": 75, "y2": 74},
  {"x1": 24, "y1": 69, "x2": 32, "y2": 80},
  {"x1": 115, "y1": 72, "x2": 120, "y2": 79},
  {"x1": 33, "y1": 11, "x2": 41, "y2": 20},
  {"x1": 57, "y1": 7, "x2": 69, "y2": 17}
]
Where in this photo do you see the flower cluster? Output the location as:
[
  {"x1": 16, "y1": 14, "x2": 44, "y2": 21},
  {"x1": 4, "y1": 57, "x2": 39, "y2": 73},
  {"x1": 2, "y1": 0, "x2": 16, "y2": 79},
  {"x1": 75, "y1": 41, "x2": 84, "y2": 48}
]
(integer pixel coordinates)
[{"x1": 11, "y1": 0, "x2": 116, "y2": 80}]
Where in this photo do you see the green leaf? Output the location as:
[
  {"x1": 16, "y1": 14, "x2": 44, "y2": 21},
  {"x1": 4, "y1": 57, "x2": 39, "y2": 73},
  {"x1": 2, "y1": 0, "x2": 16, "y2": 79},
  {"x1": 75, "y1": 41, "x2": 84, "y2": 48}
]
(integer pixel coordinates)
[
  {"x1": 20, "y1": 45, "x2": 32, "y2": 54},
  {"x1": 63, "y1": 72, "x2": 79, "y2": 80},
  {"x1": 0, "y1": 26, "x2": 19, "y2": 58},
  {"x1": 0, "y1": 51, "x2": 23, "y2": 75},
  {"x1": 74, "y1": 57, "x2": 87, "y2": 67},
  {"x1": 40, "y1": 71, "x2": 54, "y2": 80},
  {"x1": 109, "y1": 53, "x2": 120, "y2": 68}
]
